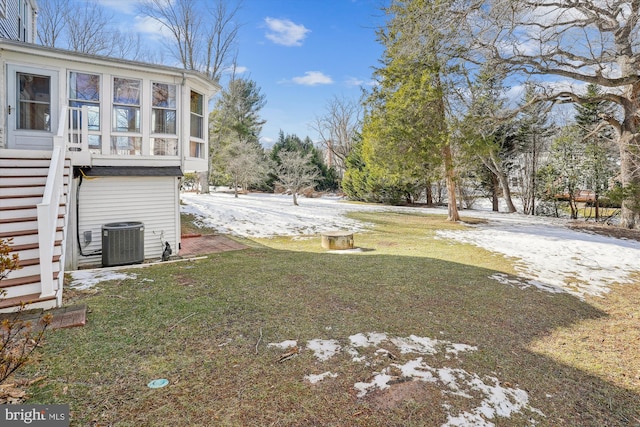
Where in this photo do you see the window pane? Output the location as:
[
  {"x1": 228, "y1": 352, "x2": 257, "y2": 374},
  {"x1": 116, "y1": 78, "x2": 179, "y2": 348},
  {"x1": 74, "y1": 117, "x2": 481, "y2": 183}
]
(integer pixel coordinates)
[
  {"x1": 151, "y1": 138, "x2": 178, "y2": 156},
  {"x1": 110, "y1": 136, "x2": 141, "y2": 155},
  {"x1": 69, "y1": 72, "x2": 99, "y2": 101},
  {"x1": 70, "y1": 101, "x2": 100, "y2": 131},
  {"x1": 112, "y1": 106, "x2": 140, "y2": 132},
  {"x1": 190, "y1": 114, "x2": 202, "y2": 139},
  {"x1": 190, "y1": 141, "x2": 204, "y2": 158},
  {"x1": 152, "y1": 109, "x2": 176, "y2": 134},
  {"x1": 19, "y1": 73, "x2": 50, "y2": 102},
  {"x1": 18, "y1": 101, "x2": 50, "y2": 130},
  {"x1": 18, "y1": 73, "x2": 50, "y2": 131},
  {"x1": 113, "y1": 78, "x2": 140, "y2": 105},
  {"x1": 88, "y1": 135, "x2": 101, "y2": 151},
  {"x1": 190, "y1": 91, "x2": 203, "y2": 114},
  {"x1": 152, "y1": 83, "x2": 176, "y2": 108}
]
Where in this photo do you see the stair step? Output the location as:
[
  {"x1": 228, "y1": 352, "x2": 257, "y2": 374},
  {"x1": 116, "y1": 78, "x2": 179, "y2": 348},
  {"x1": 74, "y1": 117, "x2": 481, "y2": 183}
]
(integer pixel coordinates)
[
  {"x1": 0, "y1": 218, "x2": 64, "y2": 236},
  {"x1": 0, "y1": 158, "x2": 53, "y2": 167},
  {"x1": 0, "y1": 293, "x2": 57, "y2": 311},
  {"x1": 0, "y1": 153, "x2": 70, "y2": 312},
  {"x1": 1, "y1": 271, "x2": 60, "y2": 289},
  {"x1": 10, "y1": 238, "x2": 62, "y2": 250},
  {"x1": 5, "y1": 264, "x2": 62, "y2": 281},
  {"x1": 0, "y1": 196, "x2": 44, "y2": 207},
  {"x1": 17, "y1": 254, "x2": 62, "y2": 268},
  {"x1": 0, "y1": 167, "x2": 52, "y2": 177},
  {"x1": 0, "y1": 205, "x2": 66, "y2": 220},
  {"x1": 0, "y1": 184, "x2": 67, "y2": 198},
  {"x1": 6, "y1": 231, "x2": 64, "y2": 247},
  {"x1": 0, "y1": 225, "x2": 63, "y2": 239}
]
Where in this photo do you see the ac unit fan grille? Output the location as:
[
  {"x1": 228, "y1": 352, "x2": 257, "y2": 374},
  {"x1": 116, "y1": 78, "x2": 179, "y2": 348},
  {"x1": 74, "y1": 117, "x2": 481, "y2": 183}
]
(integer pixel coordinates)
[{"x1": 102, "y1": 222, "x2": 144, "y2": 267}]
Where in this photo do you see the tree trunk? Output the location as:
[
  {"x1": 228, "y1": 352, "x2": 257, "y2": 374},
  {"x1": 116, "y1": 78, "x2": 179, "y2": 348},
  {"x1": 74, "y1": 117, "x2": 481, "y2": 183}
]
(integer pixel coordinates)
[
  {"x1": 569, "y1": 197, "x2": 578, "y2": 220},
  {"x1": 442, "y1": 142, "x2": 460, "y2": 221},
  {"x1": 425, "y1": 180, "x2": 433, "y2": 206},
  {"x1": 619, "y1": 130, "x2": 639, "y2": 228},
  {"x1": 292, "y1": 192, "x2": 298, "y2": 206},
  {"x1": 484, "y1": 153, "x2": 517, "y2": 213},
  {"x1": 234, "y1": 175, "x2": 239, "y2": 198},
  {"x1": 490, "y1": 171, "x2": 499, "y2": 212},
  {"x1": 198, "y1": 171, "x2": 209, "y2": 194}
]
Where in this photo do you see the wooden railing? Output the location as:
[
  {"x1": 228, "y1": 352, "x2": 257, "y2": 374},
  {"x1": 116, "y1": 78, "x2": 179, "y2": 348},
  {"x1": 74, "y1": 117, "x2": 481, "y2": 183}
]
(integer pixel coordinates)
[{"x1": 36, "y1": 107, "x2": 69, "y2": 302}]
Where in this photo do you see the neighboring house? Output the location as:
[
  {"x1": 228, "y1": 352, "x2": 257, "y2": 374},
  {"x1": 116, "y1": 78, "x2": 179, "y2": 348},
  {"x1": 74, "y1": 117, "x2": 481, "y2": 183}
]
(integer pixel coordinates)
[
  {"x1": 0, "y1": 0, "x2": 37, "y2": 43},
  {"x1": 0, "y1": 6, "x2": 219, "y2": 311}
]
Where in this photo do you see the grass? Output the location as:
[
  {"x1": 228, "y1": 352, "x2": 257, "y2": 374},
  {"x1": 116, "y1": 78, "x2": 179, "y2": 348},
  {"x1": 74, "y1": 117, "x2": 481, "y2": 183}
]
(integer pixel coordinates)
[{"x1": 20, "y1": 212, "x2": 640, "y2": 426}]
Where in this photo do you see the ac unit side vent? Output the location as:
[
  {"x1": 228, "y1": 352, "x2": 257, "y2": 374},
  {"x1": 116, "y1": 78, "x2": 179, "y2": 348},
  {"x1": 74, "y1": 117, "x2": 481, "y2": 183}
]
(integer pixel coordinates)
[{"x1": 102, "y1": 222, "x2": 144, "y2": 267}]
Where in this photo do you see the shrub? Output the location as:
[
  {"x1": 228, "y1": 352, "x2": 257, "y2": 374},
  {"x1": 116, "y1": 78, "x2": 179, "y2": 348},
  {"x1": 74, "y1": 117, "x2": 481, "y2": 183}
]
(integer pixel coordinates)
[{"x1": 0, "y1": 238, "x2": 52, "y2": 385}]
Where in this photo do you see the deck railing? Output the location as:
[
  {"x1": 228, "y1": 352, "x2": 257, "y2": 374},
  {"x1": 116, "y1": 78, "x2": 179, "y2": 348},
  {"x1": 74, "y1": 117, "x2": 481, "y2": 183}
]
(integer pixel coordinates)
[
  {"x1": 36, "y1": 107, "x2": 70, "y2": 303},
  {"x1": 66, "y1": 105, "x2": 91, "y2": 166}
]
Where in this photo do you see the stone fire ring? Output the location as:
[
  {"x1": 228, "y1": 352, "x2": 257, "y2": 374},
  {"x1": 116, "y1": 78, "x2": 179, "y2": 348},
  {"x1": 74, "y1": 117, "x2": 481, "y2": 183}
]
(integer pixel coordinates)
[{"x1": 321, "y1": 231, "x2": 354, "y2": 250}]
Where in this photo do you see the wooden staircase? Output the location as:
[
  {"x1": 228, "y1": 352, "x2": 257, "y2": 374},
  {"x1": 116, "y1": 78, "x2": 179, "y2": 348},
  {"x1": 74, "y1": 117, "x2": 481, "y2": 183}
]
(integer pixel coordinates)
[{"x1": 0, "y1": 151, "x2": 70, "y2": 312}]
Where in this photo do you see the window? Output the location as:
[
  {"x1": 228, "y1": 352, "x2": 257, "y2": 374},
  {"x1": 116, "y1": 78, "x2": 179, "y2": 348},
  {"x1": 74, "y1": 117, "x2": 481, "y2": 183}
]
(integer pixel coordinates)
[
  {"x1": 151, "y1": 138, "x2": 178, "y2": 156},
  {"x1": 190, "y1": 90, "x2": 204, "y2": 158},
  {"x1": 152, "y1": 82, "x2": 177, "y2": 134},
  {"x1": 111, "y1": 136, "x2": 141, "y2": 155},
  {"x1": 190, "y1": 141, "x2": 204, "y2": 158},
  {"x1": 69, "y1": 72, "x2": 101, "y2": 151},
  {"x1": 190, "y1": 90, "x2": 203, "y2": 139},
  {"x1": 113, "y1": 77, "x2": 141, "y2": 133},
  {"x1": 17, "y1": 72, "x2": 50, "y2": 131}
]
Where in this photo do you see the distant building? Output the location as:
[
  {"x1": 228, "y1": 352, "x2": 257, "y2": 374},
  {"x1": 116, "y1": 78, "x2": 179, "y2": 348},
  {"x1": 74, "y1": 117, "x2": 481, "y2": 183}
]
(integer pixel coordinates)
[{"x1": 0, "y1": 0, "x2": 38, "y2": 43}]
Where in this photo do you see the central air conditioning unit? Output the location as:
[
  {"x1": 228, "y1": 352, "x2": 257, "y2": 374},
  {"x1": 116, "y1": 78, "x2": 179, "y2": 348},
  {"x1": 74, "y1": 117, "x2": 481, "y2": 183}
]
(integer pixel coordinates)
[{"x1": 102, "y1": 222, "x2": 144, "y2": 267}]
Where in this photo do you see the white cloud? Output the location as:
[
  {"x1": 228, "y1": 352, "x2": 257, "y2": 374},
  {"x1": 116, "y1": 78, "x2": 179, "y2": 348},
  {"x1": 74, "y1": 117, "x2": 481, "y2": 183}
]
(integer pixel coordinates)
[
  {"x1": 133, "y1": 15, "x2": 169, "y2": 39},
  {"x1": 264, "y1": 17, "x2": 310, "y2": 47},
  {"x1": 291, "y1": 71, "x2": 333, "y2": 86},
  {"x1": 94, "y1": 0, "x2": 140, "y2": 15},
  {"x1": 222, "y1": 65, "x2": 249, "y2": 75},
  {"x1": 345, "y1": 76, "x2": 377, "y2": 87}
]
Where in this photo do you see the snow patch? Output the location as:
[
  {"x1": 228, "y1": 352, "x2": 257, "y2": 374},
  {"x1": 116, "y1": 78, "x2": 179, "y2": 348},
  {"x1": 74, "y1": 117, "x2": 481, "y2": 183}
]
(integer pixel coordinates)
[
  {"x1": 68, "y1": 270, "x2": 137, "y2": 290},
  {"x1": 267, "y1": 340, "x2": 298, "y2": 349},
  {"x1": 304, "y1": 371, "x2": 338, "y2": 384},
  {"x1": 307, "y1": 339, "x2": 341, "y2": 361}
]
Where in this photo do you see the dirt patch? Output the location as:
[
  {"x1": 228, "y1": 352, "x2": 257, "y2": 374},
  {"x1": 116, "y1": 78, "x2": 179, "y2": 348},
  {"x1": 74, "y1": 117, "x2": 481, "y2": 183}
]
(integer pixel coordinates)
[
  {"x1": 368, "y1": 379, "x2": 438, "y2": 411},
  {"x1": 569, "y1": 221, "x2": 640, "y2": 242}
]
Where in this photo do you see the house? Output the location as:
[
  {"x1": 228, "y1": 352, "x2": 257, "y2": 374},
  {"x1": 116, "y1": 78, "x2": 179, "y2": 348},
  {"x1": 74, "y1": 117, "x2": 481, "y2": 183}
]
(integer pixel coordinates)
[{"x1": 0, "y1": 2, "x2": 219, "y2": 311}]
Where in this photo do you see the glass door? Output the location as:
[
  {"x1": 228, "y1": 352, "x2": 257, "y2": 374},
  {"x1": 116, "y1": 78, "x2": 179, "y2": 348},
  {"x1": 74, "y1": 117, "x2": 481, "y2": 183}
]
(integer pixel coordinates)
[{"x1": 7, "y1": 64, "x2": 58, "y2": 150}]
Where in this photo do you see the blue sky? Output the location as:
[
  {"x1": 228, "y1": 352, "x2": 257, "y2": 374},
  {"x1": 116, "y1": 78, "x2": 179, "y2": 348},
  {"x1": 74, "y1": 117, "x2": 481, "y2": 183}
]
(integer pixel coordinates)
[
  {"x1": 91, "y1": 0, "x2": 387, "y2": 147},
  {"x1": 234, "y1": 0, "x2": 385, "y2": 146}
]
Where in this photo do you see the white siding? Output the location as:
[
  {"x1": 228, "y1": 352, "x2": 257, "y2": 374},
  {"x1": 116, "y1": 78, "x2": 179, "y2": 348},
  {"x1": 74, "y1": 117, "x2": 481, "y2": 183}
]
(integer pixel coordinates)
[{"x1": 76, "y1": 176, "x2": 180, "y2": 267}]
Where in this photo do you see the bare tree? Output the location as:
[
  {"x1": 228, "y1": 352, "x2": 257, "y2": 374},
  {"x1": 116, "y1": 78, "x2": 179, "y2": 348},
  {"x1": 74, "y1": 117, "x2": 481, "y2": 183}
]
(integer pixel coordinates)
[
  {"x1": 37, "y1": 0, "x2": 144, "y2": 60},
  {"x1": 138, "y1": 0, "x2": 241, "y2": 81},
  {"x1": 275, "y1": 151, "x2": 320, "y2": 206},
  {"x1": 222, "y1": 140, "x2": 272, "y2": 197},
  {"x1": 65, "y1": 2, "x2": 114, "y2": 54},
  {"x1": 310, "y1": 95, "x2": 362, "y2": 176},
  {"x1": 464, "y1": 0, "x2": 640, "y2": 228},
  {"x1": 36, "y1": 0, "x2": 67, "y2": 48}
]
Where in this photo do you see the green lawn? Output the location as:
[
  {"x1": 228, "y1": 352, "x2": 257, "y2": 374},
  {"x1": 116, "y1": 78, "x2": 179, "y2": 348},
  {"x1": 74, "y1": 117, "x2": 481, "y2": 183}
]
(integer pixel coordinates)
[{"x1": 22, "y1": 212, "x2": 640, "y2": 426}]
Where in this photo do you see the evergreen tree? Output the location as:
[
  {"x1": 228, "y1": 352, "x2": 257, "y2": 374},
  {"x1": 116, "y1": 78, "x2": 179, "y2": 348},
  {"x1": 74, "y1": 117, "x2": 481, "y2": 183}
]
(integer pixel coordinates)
[
  {"x1": 515, "y1": 84, "x2": 554, "y2": 215},
  {"x1": 269, "y1": 132, "x2": 338, "y2": 192},
  {"x1": 358, "y1": 0, "x2": 462, "y2": 219},
  {"x1": 574, "y1": 84, "x2": 618, "y2": 220},
  {"x1": 460, "y1": 64, "x2": 519, "y2": 212},
  {"x1": 209, "y1": 78, "x2": 269, "y2": 193}
]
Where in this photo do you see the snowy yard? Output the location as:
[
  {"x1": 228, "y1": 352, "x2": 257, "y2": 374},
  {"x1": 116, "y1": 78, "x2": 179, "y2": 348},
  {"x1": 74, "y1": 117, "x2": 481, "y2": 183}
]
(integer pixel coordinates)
[{"x1": 180, "y1": 191, "x2": 640, "y2": 300}]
